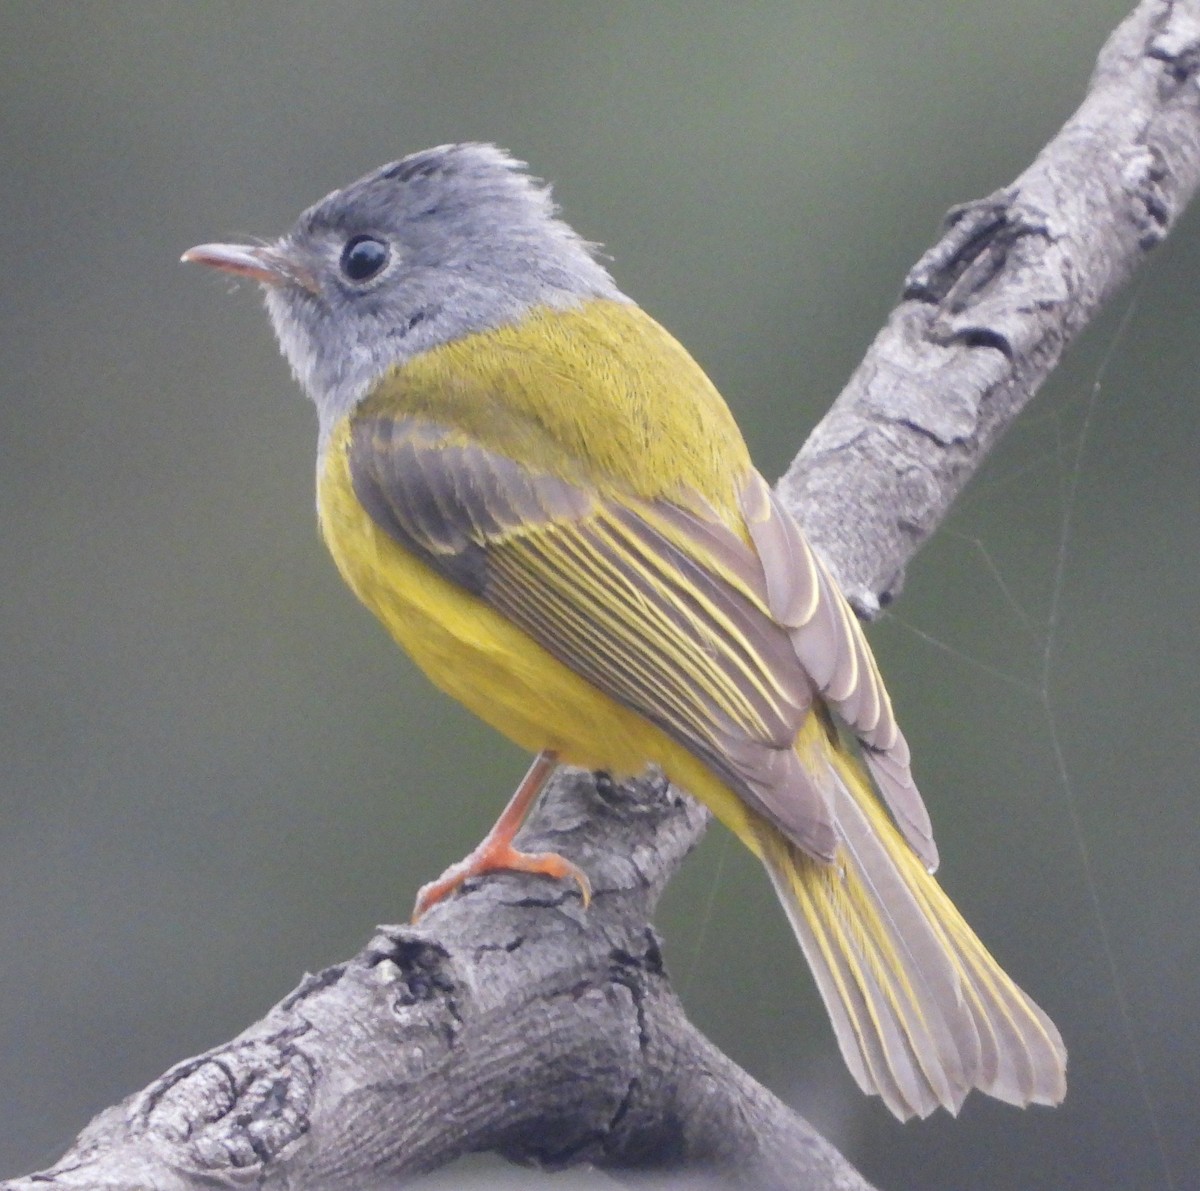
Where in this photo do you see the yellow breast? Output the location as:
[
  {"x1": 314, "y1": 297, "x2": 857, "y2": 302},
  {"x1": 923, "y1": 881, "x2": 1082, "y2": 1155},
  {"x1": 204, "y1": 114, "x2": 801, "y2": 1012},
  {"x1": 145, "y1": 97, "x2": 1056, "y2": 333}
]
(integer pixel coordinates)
[
  {"x1": 314, "y1": 299, "x2": 761, "y2": 845},
  {"x1": 317, "y1": 417, "x2": 757, "y2": 843}
]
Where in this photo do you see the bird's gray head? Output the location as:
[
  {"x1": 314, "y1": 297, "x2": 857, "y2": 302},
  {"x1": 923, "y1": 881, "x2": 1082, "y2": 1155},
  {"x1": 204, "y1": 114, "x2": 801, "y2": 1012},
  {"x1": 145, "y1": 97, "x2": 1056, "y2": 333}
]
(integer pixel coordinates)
[{"x1": 183, "y1": 144, "x2": 622, "y2": 441}]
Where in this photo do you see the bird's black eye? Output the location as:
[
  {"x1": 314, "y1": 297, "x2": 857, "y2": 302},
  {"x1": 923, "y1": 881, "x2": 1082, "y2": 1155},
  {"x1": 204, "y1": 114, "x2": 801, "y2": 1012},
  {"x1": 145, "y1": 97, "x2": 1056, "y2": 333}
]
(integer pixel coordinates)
[{"x1": 340, "y1": 235, "x2": 390, "y2": 283}]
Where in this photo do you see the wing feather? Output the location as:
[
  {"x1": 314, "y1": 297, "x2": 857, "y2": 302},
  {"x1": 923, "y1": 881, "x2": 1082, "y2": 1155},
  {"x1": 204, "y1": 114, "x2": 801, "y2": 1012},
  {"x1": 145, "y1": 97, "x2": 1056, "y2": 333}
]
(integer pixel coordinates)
[
  {"x1": 348, "y1": 413, "x2": 931, "y2": 865},
  {"x1": 741, "y1": 473, "x2": 937, "y2": 868}
]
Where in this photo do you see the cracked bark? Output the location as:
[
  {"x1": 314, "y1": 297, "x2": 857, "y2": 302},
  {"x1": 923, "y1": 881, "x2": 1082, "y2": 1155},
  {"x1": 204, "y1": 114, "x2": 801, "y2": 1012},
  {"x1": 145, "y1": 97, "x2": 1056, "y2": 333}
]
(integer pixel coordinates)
[{"x1": 9, "y1": 3, "x2": 1200, "y2": 1189}]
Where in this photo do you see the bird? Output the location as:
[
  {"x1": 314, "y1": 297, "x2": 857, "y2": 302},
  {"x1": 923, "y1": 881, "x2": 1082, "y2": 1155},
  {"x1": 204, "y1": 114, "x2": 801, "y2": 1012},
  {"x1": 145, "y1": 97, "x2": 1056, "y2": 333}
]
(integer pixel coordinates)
[{"x1": 183, "y1": 142, "x2": 1066, "y2": 1120}]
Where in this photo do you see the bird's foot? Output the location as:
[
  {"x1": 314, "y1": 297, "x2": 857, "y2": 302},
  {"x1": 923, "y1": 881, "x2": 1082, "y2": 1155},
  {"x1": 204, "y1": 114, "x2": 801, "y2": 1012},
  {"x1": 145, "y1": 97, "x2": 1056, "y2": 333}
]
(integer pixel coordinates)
[
  {"x1": 412, "y1": 841, "x2": 591, "y2": 919},
  {"x1": 411, "y1": 749, "x2": 592, "y2": 919}
]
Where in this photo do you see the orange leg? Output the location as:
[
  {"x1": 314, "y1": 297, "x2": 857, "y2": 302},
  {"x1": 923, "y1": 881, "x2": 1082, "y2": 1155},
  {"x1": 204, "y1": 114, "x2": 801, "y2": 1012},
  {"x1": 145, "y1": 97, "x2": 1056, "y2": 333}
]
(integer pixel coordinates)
[{"x1": 411, "y1": 750, "x2": 592, "y2": 920}]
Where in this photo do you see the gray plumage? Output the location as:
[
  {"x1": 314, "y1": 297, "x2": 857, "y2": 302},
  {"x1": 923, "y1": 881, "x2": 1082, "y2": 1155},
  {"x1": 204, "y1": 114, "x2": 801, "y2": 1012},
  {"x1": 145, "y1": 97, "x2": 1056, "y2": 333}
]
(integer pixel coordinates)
[{"x1": 259, "y1": 144, "x2": 625, "y2": 446}]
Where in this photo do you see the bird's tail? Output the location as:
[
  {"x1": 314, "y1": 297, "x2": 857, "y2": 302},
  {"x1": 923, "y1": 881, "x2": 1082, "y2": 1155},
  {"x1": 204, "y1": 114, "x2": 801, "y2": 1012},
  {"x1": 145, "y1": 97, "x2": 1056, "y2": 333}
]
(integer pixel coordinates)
[{"x1": 754, "y1": 742, "x2": 1067, "y2": 1121}]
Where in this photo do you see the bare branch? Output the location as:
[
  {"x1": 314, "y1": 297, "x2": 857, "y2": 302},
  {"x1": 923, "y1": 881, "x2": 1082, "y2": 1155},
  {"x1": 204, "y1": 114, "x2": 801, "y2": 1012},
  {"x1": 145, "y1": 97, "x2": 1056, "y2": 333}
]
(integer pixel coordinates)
[
  {"x1": 10, "y1": 2, "x2": 1200, "y2": 1188},
  {"x1": 783, "y1": 0, "x2": 1200, "y2": 612}
]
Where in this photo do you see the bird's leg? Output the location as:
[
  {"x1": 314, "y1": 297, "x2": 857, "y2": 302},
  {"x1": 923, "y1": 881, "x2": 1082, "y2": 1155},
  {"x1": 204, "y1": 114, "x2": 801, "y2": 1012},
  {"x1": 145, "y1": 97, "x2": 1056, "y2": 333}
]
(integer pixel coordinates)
[{"x1": 411, "y1": 749, "x2": 592, "y2": 919}]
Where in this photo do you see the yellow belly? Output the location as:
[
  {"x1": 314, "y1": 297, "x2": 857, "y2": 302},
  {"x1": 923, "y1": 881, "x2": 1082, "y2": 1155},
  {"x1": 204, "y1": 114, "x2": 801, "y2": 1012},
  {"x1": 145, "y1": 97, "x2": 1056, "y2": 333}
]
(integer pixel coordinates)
[{"x1": 316, "y1": 420, "x2": 761, "y2": 851}]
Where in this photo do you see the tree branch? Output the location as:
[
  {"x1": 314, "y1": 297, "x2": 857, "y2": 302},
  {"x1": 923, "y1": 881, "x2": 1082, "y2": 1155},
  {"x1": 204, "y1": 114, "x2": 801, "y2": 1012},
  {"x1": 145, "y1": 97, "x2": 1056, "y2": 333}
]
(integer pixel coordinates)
[
  {"x1": 11, "y1": 2, "x2": 1200, "y2": 1188},
  {"x1": 784, "y1": 0, "x2": 1200, "y2": 613}
]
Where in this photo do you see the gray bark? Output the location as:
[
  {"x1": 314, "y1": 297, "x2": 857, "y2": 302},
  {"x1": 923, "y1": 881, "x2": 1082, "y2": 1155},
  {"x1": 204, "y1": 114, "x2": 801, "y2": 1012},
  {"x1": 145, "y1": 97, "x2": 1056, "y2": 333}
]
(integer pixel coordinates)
[
  {"x1": 785, "y1": 0, "x2": 1200, "y2": 613},
  {"x1": 10, "y1": 2, "x2": 1200, "y2": 1188}
]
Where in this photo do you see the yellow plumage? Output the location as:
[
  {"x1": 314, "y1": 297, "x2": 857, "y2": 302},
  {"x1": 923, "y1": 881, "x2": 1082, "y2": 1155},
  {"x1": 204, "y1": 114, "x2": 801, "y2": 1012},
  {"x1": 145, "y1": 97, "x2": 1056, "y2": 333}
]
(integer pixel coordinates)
[
  {"x1": 317, "y1": 302, "x2": 761, "y2": 842},
  {"x1": 318, "y1": 424, "x2": 757, "y2": 844},
  {"x1": 183, "y1": 143, "x2": 1065, "y2": 1121},
  {"x1": 315, "y1": 299, "x2": 1066, "y2": 1119}
]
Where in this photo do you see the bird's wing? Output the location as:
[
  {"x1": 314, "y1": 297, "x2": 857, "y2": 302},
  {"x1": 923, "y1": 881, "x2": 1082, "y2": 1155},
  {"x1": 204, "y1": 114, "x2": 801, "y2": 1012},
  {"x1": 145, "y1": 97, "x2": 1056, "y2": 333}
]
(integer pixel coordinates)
[
  {"x1": 740, "y1": 472, "x2": 936, "y2": 867},
  {"x1": 348, "y1": 414, "x2": 934, "y2": 866}
]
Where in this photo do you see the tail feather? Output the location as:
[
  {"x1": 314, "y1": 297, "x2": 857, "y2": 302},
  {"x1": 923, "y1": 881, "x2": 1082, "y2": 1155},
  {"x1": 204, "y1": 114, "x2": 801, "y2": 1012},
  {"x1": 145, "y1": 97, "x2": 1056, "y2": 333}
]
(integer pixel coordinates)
[
  {"x1": 756, "y1": 747, "x2": 1067, "y2": 1121},
  {"x1": 904, "y1": 869, "x2": 1066, "y2": 1106},
  {"x1": 777, "y1": 854, "x2": 965, "y2": 1116}
]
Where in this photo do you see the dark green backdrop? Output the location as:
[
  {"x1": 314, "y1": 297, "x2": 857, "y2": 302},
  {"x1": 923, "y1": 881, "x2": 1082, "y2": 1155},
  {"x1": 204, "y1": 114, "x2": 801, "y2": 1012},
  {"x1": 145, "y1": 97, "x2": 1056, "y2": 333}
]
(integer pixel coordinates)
[{"x1": 2, "y1": 4, "x2": 1196, "y2": 1189}]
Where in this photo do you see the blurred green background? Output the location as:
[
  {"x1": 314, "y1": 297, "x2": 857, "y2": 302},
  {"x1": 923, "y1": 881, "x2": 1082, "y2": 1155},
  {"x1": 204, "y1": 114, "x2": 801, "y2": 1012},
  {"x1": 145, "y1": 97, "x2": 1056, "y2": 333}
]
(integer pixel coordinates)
[{"x1": 2, "y1": 3, "x2": 1196, "y2": 1188}]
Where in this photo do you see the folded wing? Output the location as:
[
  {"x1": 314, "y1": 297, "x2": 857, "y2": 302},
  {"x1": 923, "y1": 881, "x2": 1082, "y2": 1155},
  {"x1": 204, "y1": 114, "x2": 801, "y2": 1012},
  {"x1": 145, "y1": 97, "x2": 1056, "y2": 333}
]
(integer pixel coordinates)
[{"x1": 346, "y1": 413, "x2": 933, "y2": 866}]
